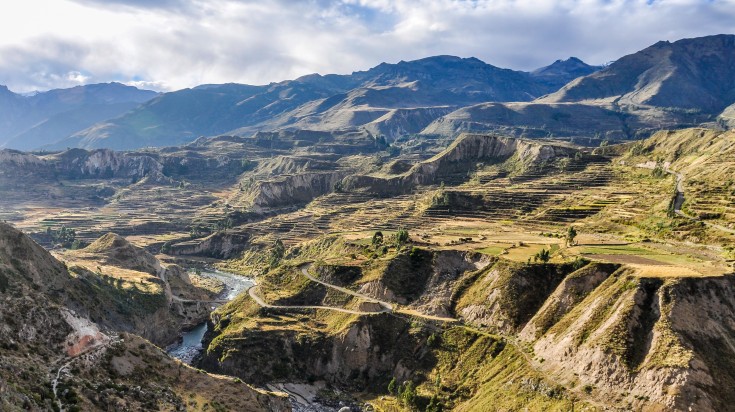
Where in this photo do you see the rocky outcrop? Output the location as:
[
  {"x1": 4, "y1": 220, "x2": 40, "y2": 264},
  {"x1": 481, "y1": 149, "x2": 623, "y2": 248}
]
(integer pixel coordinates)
[
  {"x1": 718, "y1": 103, "x2": 735, "y2": 129},
  {"x1": 169, "y1": 231, "x2": 251, "y2": 259},
  {"x1": 201, "y1": 312, "x2": 425, "y2": 387},
  {"x1": 249, "y1": 171, "x2": 348, "y2": 210},
  {"x1": 344, "y1": 133, "x2": 577, "y2": 195},
  {"x1": 83, "y1": 233, "x2": 161, "y2": 274},
  {"x1": 0, "y1": 149, "x2": 45, "y2": 167},
  {"x1": 49, "y1": 148, "x2": 170, "y2": 182},
  {"x1": 0, "y1": 147, "x2": 171, "y2": 182}
]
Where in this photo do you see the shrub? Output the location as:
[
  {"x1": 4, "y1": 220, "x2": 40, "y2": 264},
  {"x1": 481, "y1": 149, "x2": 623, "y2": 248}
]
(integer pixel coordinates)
[
  {"x1": 372, "y1": 231, "x2": 384, "y2": 246},
  {"x1": 396, "y1": 228, "x2": 410, "y2": 246}
]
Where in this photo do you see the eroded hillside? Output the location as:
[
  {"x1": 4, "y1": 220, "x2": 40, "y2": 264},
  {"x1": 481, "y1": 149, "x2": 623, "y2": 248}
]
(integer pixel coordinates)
[{"x1": 0, "y1": 223, "x2": 288, "y2": 411}]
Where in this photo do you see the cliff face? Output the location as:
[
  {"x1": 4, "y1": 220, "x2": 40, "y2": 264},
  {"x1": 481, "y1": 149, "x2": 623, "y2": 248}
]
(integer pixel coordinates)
[
  {"x1": 525, "y1": 273, "x2": 735, "y2": 411},
  {"x1": 344, "y1": 133, "x2": 577, "y2": 195},
  {"x1": 62, "y1": 232, "x2": 215, "y2": 345},
  {"x1": 170, "y1": 231, "x2": 251, "y2": 259},
  {"x1": 200, "y1": 235, "x2": 735, "y2": 411},
  {"x1": 249, "y1": 171, "x2": 348, "y2": 210},
  {"x1": 0, "y1": 147, "x2": 168, "y2": 182}
]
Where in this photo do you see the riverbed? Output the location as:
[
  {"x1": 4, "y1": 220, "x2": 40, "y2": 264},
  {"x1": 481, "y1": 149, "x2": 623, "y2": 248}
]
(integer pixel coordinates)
[{"x1": 167, "y1": 269, "x2": 253, "y2": 363}]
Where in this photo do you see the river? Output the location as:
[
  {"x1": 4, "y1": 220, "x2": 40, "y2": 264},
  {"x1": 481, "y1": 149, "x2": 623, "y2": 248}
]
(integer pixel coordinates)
[{"x1": 167, "y1": 269, "x2": 253, "y2": 364}]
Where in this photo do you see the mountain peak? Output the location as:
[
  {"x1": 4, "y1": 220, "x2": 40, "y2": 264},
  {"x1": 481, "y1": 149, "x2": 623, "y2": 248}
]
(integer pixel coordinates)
[
  {"x1": 0, "y1": 84, "x2": 14, "y2": 96},
  {"x1": 540, "y1": 34, "x2": 735, "y2": 112},
  {"x1": 530, "y1": 57, "x2": 602, "y2": 89}
]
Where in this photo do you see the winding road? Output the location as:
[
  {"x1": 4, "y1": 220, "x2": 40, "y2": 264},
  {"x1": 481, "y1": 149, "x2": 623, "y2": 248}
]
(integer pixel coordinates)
[
  {"x1": 245, "y1": 264, "x2": 457, "y2": 322},
  {"x1": 247, "y1": 284, "x2": 384, "y2": 315},
  {"x1": 52, "y1": 339, "x2": 112, "y2": 412}
]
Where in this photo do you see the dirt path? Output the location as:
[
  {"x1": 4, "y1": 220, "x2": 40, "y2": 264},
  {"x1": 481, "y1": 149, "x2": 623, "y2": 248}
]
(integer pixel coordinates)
[
  {"x1": 244, "y1": 264, "x2": 457, "y2": 322},
  {"x1": 301, "y1": 264, "x2": 393, "y2": 311},
  {"x1": 301, "y1": 264, "x2": 457, "y2": 322},
  {"x1": 636, "y1": 162, "x2": 735, "y2": 235},
  {"x1": 52, "y1": 340, "x2": 112, "y2": 412},
  {"x1": 247, "y1": 284, "x2": 383, "y2": 315}
]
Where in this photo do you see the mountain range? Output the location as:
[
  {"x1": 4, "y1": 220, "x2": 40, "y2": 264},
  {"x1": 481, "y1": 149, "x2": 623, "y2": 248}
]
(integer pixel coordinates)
[
  {"x1": 1, "y1": 34, "x2": 734, "y2": 151},
  {"x1": 0, "y1": 83, "x2": 158, "y2": 150}
]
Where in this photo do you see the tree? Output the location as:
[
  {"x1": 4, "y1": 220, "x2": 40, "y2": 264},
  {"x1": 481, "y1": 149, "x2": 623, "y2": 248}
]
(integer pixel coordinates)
[
  {"x1": 400, "y1": 381, "x2": 417, "y2": 408},
  {"x1": 372, "y1": 231, "x2": 384, "y2": 246},
  {"x1": 396, "y1": 228, "x2": 410, "y2": 246},
  {"x1": 268, "y1": 238, "x2": 286, "y2": 268},
  {"x1": 566, "y1": 226, "x2": 577, "y2": 246},
  {"x1": 427, "y1": 395, "x2": 443, "y2": 412},
  {"x1": 534, "y1": 248, "x2": 551, "y2": 263},
  {"x1": 387, "y1": 377, "x2": 397, "y2": 395}
]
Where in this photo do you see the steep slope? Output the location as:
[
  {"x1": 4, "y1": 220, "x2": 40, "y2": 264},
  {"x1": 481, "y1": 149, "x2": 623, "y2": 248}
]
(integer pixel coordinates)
[
  {"x1": 49, "y1": 83, "x2": 267, "y2": 150},
  {"x1": 62, "y1": 56, "x2": 563, "y2": 149},
  {"x1": 0, "y1": 83, "x2": 157, "y2": 150},
  {"x1": 202, "y1": 225, "x2": 735, "y2": 411},
  {"x1": 539, "y1": 34, "x2": 735, "y2": 113},
  {"x1": 0, "y1": 223, "x2": 288, "y2": 411},
  {"x1": 343, "y1": 133, "x2": 578, "y2": 195},
  {"x1": 424, "y1": 35, "x2": 733, "y2": 142}
]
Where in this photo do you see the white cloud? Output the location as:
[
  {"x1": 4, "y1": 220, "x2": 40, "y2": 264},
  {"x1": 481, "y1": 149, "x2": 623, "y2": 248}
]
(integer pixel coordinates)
[{"x1": 0, "y1": 0, "x2": 733, "y2": 92}]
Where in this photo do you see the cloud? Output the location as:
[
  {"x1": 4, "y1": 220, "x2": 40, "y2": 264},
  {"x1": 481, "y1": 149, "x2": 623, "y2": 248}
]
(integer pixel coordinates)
[{"x1": 0, "y1": 0, "x2": 733, "y2": 92}]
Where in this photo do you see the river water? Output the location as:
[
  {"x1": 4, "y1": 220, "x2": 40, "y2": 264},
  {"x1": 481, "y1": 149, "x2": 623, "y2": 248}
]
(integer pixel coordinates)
[{"x1": 167, "y1": 269, "x2": 253, "y2": 364}]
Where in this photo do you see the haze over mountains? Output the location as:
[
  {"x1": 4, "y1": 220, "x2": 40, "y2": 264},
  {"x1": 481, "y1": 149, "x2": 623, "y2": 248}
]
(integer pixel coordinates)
[
  {"x1": 0, "y1": 83, "x2": 158, "y2": 151},
  {"x1": 1, "y1": 34, "x2": 734, "y2": 152}
]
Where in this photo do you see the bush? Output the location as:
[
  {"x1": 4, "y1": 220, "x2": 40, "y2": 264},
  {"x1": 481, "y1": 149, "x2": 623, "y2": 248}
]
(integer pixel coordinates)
[
  {"x1": 372, "y1": 231, "x2": 384, "y2": 246},
  {"x1": 396, "y1": 228, "x2": 410, "y2": 246},
  {"x1": 534, "y1": 248, "x2": 551, "y2": 263},
  {"x1": 387, "y1": 377, "x2": 396, "y2": 395}
]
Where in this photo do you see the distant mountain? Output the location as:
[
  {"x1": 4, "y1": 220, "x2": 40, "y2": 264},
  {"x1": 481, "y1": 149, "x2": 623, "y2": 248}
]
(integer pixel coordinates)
[
  {"x1": 14, "y1": 34, "x2": 735, "y2": 151},
  {"x1": 425, "y1": 34, "x2": 735, "y2": 143},
  {"x1": 55, "y1": 56, "x2": 572, "y2": 150},
  {"x1": 530, "y1": 57, "x2": 603, "y2": 90},
  {"x1": 539, "y1": 34, "x2": 735, "y2": 113},
  {"x1": 0, "y1": 83, "x2": 158, "y2": 150}
]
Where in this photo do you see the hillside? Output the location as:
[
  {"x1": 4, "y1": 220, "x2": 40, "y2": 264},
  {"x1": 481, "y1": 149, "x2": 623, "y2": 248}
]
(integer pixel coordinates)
[
  {"x1": 0, "y1": 83, "x2": 157, "y2": 150},
  {"x1": 530, "y1": 57, "x2": 603, "y2": 89},
  {"x1": 0, "y1": 223, "x2": 288, "y2": 411},
  {"x1": 539, "y1": 35, "x2": 735, "y2": 112},
  {"x1": 423, "y1": 34, "x2": 734, "y2": 143},
  {"x1": 202, "y1": 231, "x2": 735, "y2": 411},
  {"x1": 51, "y1": 56, "x2": 584, "y2": 150}
]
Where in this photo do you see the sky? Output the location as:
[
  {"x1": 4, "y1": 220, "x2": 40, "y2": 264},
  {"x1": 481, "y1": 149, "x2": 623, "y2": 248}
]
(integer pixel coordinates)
[{"x1": 0, "y1": 0, "x2": 733, "y2": 93}]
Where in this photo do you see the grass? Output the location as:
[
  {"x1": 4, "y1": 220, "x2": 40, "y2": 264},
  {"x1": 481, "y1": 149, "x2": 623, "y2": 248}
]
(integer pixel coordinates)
[
  {"x1": 575, "y1": 244, "x2": 703, "y2": 266},
  {"x1": 475, "y1": 245, "x2": 509, "y2": 256},
  {"x1": 576, "y1": 244, "x2": 655, "y2": 255},
  {"x1": 504, "y1": 243, "x2": 553, "y2": 262}
]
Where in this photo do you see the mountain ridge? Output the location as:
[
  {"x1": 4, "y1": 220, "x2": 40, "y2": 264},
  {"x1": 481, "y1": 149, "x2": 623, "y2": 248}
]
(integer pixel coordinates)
[
  {"x1": 0, "y1": 82, "x2": 158, "y2": 150},
  {"x1": 43, "y1": 55, "x2": 596, "y2": 150}
]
